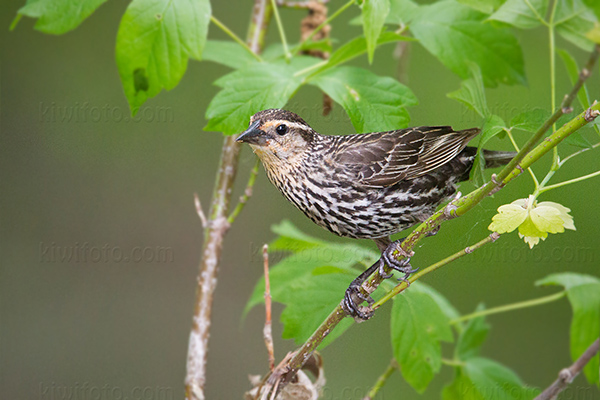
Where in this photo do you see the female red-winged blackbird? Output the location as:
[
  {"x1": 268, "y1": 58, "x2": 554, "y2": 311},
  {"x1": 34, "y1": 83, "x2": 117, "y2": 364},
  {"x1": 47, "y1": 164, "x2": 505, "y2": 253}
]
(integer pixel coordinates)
[{"x1": 237, "y1": 109, "x2": 514, "y2": 319}]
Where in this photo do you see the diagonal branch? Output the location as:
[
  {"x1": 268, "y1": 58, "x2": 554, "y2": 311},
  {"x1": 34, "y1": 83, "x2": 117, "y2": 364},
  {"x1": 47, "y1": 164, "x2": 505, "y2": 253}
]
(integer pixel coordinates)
[
  {"x1": 534, "y1": 339, "x2": 600, "y2": 400},
  {"x1": 184, "y1": 2, "x2": 274, "y2": 399},
  {"x1": 259, "y1": 87, "x2": 600, "y2": 399}
]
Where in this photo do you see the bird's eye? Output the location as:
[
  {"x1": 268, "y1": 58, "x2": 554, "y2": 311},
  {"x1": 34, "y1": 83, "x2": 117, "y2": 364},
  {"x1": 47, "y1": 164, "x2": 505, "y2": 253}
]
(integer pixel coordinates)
[{"x1": 276, "y1": 124, "x2": 288, "y2": 135}]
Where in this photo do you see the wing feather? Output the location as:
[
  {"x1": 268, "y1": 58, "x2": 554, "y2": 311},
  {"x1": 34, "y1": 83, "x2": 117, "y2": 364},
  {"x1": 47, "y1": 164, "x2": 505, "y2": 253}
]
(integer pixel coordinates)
[{"x1": 333, "y1": 126, "x2": 480, "y2": 187}]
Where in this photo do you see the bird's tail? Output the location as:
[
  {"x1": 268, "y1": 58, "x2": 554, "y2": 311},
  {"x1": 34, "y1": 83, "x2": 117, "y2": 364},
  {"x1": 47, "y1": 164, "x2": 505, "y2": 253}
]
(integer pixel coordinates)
[{"x1": 482, "y1": 149, "x2": 517, "y2": 168}]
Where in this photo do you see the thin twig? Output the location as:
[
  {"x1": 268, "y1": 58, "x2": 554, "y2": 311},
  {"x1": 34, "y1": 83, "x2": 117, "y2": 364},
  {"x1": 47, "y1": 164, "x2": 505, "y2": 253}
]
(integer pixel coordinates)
[
  {"x1": 194, "y1": 193, "x2": 208, "y2": 229},
  {"x1": 363, "y1": 359, "x2": 398, "y2": 400},
  {"x1": 263, "y1": 244, "x2": 275, "y2": 371},
  {"x1": 449, "y1": 291, "x2": 566, "y2": 325},
  {"x1": 534, "y1": 339, "x2": 600, "y2": 400},
  {"x1": 228, "y1": 159, "x2": 260, "y2": 224},
  {"x1": 210, "y1": 16, "x2": 263, "y2": 62},
  {"x1": 184, "y1": 2, "x2": 274, "y2": 399}
]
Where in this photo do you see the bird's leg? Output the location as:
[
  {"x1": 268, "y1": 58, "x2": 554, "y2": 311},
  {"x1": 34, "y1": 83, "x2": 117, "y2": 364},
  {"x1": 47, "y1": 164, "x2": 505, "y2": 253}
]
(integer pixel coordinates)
[
  {"x1": 380, "y1": 238, "x2": 418, "y2": 285},
  {"x1": 342, "y1": 259, "x2": 380, "y2": 320}
]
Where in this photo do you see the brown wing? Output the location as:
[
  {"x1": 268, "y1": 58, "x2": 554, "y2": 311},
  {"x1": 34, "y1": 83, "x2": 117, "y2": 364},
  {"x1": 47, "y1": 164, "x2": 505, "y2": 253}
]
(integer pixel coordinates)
[{"x1": 334, "y1": 126, "x2": 481, "y2": 187}]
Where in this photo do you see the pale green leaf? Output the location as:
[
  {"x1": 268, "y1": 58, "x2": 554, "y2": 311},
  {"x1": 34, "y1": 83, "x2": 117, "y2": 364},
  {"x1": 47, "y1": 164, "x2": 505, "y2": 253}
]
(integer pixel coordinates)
[
  {"x1": 536, "y1": 202, "x2": 576, "y2": 230},
  {"x1": 529, "y1": 205, "x2": 565, "y2": 234},
  {"x1": 391, "y1": 282, "x2": 454, "y2": 393},
  {"x1": 488, "y1": 203, "x2": 528, "y2": 233},
  {"x1": 116, "y1": 0, "x2": 211, "y2": 114},
  {"x1": 410, "y1": 0, "x2": 526, "y2": 87},
  {"x1": 362, "y1": 0, "x2": 391, "y2": 63},
  {"x1": 535, "y1": 273, "x2": 600, "y2": 385},
  {"x1": 205, "y1": 57, "x2": 320, "y2": 135},
  {"x1": 488, "y1": 0, "x2": 548, "y2": 29},
  {"x1": 311, "y1": 66, "x2": 417, "y2": 133},
  {"x1": 16, "y1": 0, "x2": 108, "y2": 34}
]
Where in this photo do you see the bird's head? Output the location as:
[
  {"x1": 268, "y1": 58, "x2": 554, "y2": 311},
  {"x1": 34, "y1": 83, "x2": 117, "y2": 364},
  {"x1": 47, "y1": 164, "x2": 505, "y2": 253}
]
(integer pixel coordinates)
[{"x1": 237, "y1": 109, "x2": 316, "y2": 170}]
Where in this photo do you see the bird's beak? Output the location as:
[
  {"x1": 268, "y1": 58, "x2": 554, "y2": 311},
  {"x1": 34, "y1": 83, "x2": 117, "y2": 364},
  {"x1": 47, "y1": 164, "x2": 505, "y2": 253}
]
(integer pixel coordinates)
[{"x1": 237, "y1": 120, "x2": 267, "y2": 146}]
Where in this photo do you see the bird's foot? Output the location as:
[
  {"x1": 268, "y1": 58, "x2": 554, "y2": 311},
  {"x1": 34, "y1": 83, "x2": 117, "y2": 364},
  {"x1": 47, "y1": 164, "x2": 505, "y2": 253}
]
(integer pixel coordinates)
[
  {"x1": 341, "y1": 259, "x2": 379, "y2": 321},
  {"x1": 381, "y1": 239, "x2": 418, "y2": 283},
  {"x1": 443, "y1": 191, "x2": 462, "y2": 219}
]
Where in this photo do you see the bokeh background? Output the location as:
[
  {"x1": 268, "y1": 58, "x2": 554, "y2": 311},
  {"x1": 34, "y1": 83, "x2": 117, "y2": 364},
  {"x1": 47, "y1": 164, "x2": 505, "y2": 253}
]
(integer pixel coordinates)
[{"x1": 2, "y1": 0, "x2": 599, "y2": 399}]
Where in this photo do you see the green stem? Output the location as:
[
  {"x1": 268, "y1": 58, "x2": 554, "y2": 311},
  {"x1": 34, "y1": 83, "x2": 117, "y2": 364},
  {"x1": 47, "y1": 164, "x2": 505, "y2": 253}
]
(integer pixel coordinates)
[
  {"x1": 9, "y1": 13, "x2": 23, "y2": 31},
  {"x1": 450, "y1": 291, "x2": 566, "y2": 325},
  {"x1": 293, "y1": 60, "x2": 328, "y2": 77},
  {"x1": 227, "y1": 158, "x2": 260, "y2": 224},
  {"x1": 210, "y1": 16, "x2": 263, "y2": 62},
  {"x1": 373, "y1": 233, "x2": 501, "y2": 309},
  {"x1": 549, "y1": 0, "x2": 559, "y2": 169},
  {"x1": 559, "y1": 141, "x2": 600, "y2": 166},
  {"x1": 442, "y1": 358, "x2": 466, "y2": 368},
  {"x1": 363, "y1": 360, "x2": 398, "y2": 400},
  {"x1": 291, "y1": 0, "x2": 355, "y2": 57},
  {"x1": 271, "y1": 0, "x2": 291, "y2": 61},
  {"x1": 507, "y1": 129, "x2": 539, "y2": 188},
  {"x1": 539, "y1": 169, "x2": 600, "y2": 194}
]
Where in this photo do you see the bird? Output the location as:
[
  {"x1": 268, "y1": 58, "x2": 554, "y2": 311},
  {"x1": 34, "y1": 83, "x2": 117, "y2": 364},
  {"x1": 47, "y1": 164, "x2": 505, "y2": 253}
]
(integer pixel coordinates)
[{"x1": 237, "y1": 109, "x2": 515, "y2": 319}]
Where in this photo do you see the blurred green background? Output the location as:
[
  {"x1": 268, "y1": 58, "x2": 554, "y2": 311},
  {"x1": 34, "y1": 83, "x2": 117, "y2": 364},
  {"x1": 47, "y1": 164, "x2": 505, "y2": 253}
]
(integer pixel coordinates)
[{"x1": 2, "y1": 0, "x2": 599, "y2": 399}]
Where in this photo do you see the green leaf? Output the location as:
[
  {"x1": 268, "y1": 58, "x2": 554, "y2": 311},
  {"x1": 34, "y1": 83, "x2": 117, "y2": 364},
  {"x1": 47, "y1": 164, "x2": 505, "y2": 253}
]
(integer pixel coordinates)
[
  {"x1": 457, "y1": 0, "x2": 505, "y2": 14},
  {"x1": 443, "y1": 367, "x2": 485, "y2": 400},
  {"x1": 456, "y1": 304, "x2": 491, "y2": 360},
  {"x1": 555, "y1": 0, "x2": 598, "y2": 51},
  {"x1": 536, "y1": 273, "x2": 600, "y2": 385},
  {"x1": 391, "y1": 282, "x2": 454, "y2": 393},
  {"x1": 16, "y1": 0, "x2": 108, "y2": 34},
  {"x1": 311, "y1": 66, "x2": 417, "y2": 133},
  {"x1": 470, "y1": 114, "x2": 506, "y2": 185},
  {"x1": 387, "y1": 0, "x2": 420, "y2": 25},
  {"x1": 410, "y1": 0, "x2": 526, "y2": 87},
  {"x1": 447, "y1": 63, "x2": 489, "y2": 118},
  {"x1": 205, "y1": 57, "x2": 320, "y2": 135},
  {"x1": 202, "y1": 40, "x2": 257, "y2": 69},
  {"x1": 314, "y1": 31, "x2": 413, "y2": 76},
  {"x1": 464, "y1": 357, "x2": 539, "y2": 399},
  {"x1": 116, "y1": 0, "x2": 211, "y2": 114},
  {"x1": 361, "y1": 0, "x2": 391, "y2": 63},
  {"x1": 269, "y1": 220, "x2": 327, "y2": 252},
  {"x1": 510, "y1": 108, "x2": 551, "y2": 132},
  {"x1": 488, "y1": 0, "x2": 548, "y2": 29}
]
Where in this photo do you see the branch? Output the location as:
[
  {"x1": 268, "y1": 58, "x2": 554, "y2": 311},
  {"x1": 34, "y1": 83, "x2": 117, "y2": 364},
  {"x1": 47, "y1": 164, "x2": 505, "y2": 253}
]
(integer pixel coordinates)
[
  {"x1": 184, "y1": 2, "x2": 274, "y2": 399},
  {"x1": 363, "y1": 359, "x2": 398, "y2": 400},
  {"x1": 228, "y1": 159, "x2": 260, "y2": 224},
  {"x1": 534, "y1": 339, "x2": 600, "y2": 400},
  {"x1": 260, "y1": 88, "x2": 600, "y2": 399},
  {"x1": 263, "y1": 244, "x2": 275, "y2": 371}
]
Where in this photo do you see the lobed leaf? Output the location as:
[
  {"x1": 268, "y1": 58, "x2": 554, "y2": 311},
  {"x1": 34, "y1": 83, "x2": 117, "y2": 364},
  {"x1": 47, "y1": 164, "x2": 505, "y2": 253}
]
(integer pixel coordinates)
[
  {"x1": 116, "y1": 0, "x2": 211, "y2": 114},
  {"x1": 311, "y1": 66, "x2": 417, "y2": 133},
  {"x1": 16, "y1": 0, "x2": 108, "y2": 34},
  {"x1": 205, "y1": 57, "x2": 321, "y2": 135},
  {"x1": 391, "y1": 282, "x2": 454, "y2": 393},
  {"x1": 457, "y1": 0, "x2": 505, "y2": 15},
  {"x1": 447, "y1": 63, "x2": 489, "y2": 119},
  {"x1": 410, "y1": 0, "x2": 526, "y2": 87},
  {"x1": 510, "y1": 108, "x2": 551, "y2": 133},
  {"x1": 470, "y1": 114, "x2": 506, "y2": 185},
  {"x1": 202, "y1": 40, "x2": 257, "y2": 69}
]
